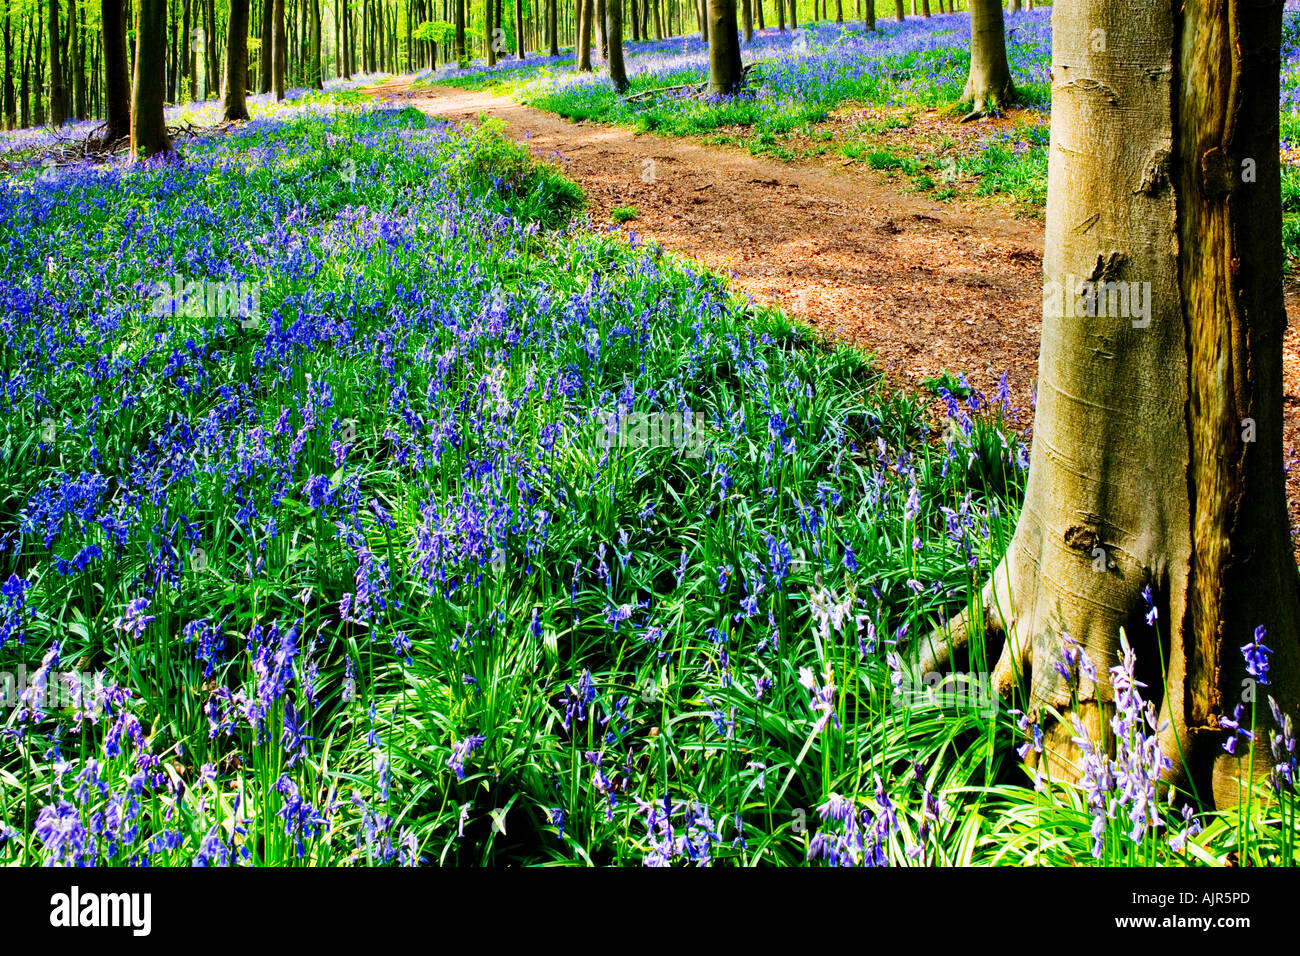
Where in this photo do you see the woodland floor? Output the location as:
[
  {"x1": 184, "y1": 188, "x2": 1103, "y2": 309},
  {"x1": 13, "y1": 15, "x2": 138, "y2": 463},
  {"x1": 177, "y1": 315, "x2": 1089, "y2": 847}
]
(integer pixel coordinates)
[{"x1": 368, "y1": 76, "x2": 1300, "y2": 551}]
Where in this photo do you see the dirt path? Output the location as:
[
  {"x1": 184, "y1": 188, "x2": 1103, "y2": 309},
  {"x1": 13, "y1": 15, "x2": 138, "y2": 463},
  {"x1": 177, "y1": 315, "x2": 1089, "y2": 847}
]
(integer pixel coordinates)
[{"x1": 368, "y1": 77, "x2": 1300, "y2": 545}]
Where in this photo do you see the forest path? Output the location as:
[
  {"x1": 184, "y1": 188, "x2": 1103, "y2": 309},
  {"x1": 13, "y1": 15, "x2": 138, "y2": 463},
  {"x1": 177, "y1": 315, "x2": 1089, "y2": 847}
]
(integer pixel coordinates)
[{"x1": 367, "y1": 76, "x2": 1300, "y2": 540}]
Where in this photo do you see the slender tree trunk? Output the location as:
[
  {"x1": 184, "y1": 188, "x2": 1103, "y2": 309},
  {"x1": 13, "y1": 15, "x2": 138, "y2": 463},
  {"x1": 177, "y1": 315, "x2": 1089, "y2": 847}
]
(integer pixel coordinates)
[
  {"x1": 260, "y1": 0, "x2": 274, "y2": 87},
  {"x1": 453, "y1": 0, "x2": 464, "y2": 61},
  {"x1": 863, "y1": 0, "x2": 873, "y2": 28},
  {"x1": 786, "y1": 0, "x2": 795, "y2": 28},
  {"x1": 576, "y1": 0, "x2": 591, "y2": 69},
  {"x1": 70, "y1": 0, "x2": 86, "y2": 117},
  {"x1": 548, "y1": 0, "x2": 557, "y2": 53},
  {"x1": 312, "y1": 0, "x2": 322, "y2": 85},
  {"x1": 740, "y1": 0, "x2": 751, "y2": 40},
  {"x1": 921, "y1": 0, "x2": 930, "y2": 16},
  {"x1": 223, "y1": 0, "x2": 250, "y2": 118},
  {"x1": 705, "y1": 0, "x2": 740, "y2": 94},
  {"x1": 130, "y1": 0, "x2": 172, "y2": 157},
  {"x1": 893, "y1": 0, "x2": 903, "y2": 20},
  {"x1": 101, "y1": 0, "x2": 129, "y2": 138},
  {"x1": 48, "y1": 0, "x2": 67, "y2": 124},
  {"x1": 515, "y1": 0, "x2": 525, "y2": 55},
  {"x1": 917, "y1": 0, "x2": 1300, "y2": 811},
  {"x1": 3, "y1": 0, "x2": 17, "y2": 129},
  {"x1": 594, "y1": 0, "x2": 605, "y2": 57},
  {"x1": 272, "y1": 0, "x2": 285, "y2": 96}
]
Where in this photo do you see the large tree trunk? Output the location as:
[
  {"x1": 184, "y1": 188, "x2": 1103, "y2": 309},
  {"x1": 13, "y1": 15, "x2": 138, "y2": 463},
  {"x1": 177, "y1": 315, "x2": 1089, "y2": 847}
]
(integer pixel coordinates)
[
  {"x1": 101, "y1": 0, "x2": 130, "y2": 139},
  {"x1": 705, "y1": 0, "x2": 741, "y2": 94},
  {"x1": 916, "y1": 0, "x2": 1300, "y2": 811},
  {"x1": 959, "y1": 0, "x2": 1015, "y2": 116},
  {"x1": 47, "y1": 0, "x2": 67, "y2": 124},
  {"x1": 893, "y1": 0, "x2": 903, "y2": 20},
  {"x1": 130, "y1": 0, "x2": 173, "y2": 158},
  {"x1": 606, "y1": 0, "x2": 626, "y2": 89},
  {"x1": 223, "y1": 0, "x2": 250, "y2": 119}
]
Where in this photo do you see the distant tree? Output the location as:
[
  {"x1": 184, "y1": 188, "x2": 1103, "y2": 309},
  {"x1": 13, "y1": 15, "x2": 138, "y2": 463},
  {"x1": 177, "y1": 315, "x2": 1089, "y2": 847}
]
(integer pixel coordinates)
[
  {"x1": 893, "y1": 0, "x2": 903, "y2": 20},
  {"x1": 130, "y1": 0, "x2": 172, "y2": 158},
  {"x1": 223, "y1": 0, "x2": 250, "y2": 120},
  {"x1": 576, "y1": 0, "x2": 592, "y2": 70},
  {"x1": 48, "y1": 0, "x2": 66, "y2": 125},
  {"x1": 101, "y1": 0, "x2": 130, "y2": 141},
  {"x1": 606, "y1": 0, "x2": 627, "y2": 91},
  {"x1": 706, "y1": 0, "x2": 742, "y2": 94},
  {"x1": 515, "y1": 0, "x2": 525, "y2": 57},
  {"x1": 272, "y1": 0, "x2": 286, "y2": 99},
  {"x1": 958, "y1": 0, "x2": 1015, "y2": 117}
]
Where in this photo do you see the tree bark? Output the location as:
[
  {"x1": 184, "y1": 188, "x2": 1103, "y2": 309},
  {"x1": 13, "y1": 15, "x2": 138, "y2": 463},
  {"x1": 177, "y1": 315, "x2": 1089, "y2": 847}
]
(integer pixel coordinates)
[
  {"x1": 2, "y1": 0, "x2": 15, "y2": 129},
  {"x1": 260, "y1": 0, "x2": 275, "y2": 88},
  {"x1": 272, "y1": 0, "x2": 286, "y2": 97},
  {"x1": 741, "y1": 0, "x2": 751, "y2": 40},
  {"x1": 576, "y1": 0, "x2": 591, "y2": 69},
  {"x1": 48, "y1": 0, "x2": 67, "y2": 124},
  {"x1": 223, "y1": 0, "x2": 250, "y2": 118},
  {"x1": 893, "y1": 0, "x2": 903, "y2": 20},
  {"x1": 915, "y1": 0, "x2": 1300, "y2": 811},
  {"x1": 130, "y1": 0, "x2": 173, "y2": 158},
  {"x1": 705, "y1": 0, "x2": 741, "y2": 94},
  {"x1": 959, "y1": 0, "x2": 1015, "y2": 115},
  {"x1": 606, "y1": 0, "x2": 626, "y2": 90},
  {"x1": 101, "y1": 0, "x2": 130, "y2": 139}
]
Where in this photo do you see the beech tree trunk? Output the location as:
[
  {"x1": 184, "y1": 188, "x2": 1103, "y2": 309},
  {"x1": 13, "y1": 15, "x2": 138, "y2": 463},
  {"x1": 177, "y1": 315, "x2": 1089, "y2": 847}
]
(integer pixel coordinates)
[
  {"x1": 130, "y1": 0, "x2": 173, "y2": 158},
  {"x1": 272, "y1": 0, "x2": 286, "y2": 98},
  {"x1": 893, "y1": 0, "x2": 903, "y2": 20},
  {"x1": 576, "y1": 0, "x2": 592, "y2": 69},
  {"x1": 258, "y1": 0, "x2": 273, "y2": 88},
  {"x1": 916, "y1": 0, "x2": 1300, "y2": 811},
  {"x1": 960, "y1": 0, "x2": 1015, "y2": 115},
  {"x1": 741, "y1": 0, "x2": 752, "y2": 40},
  {"x1": 606, "y1": 0, "x2": 626, "y2": 90},
  {"x1": 48, "y1": 0, "x2": 66, "y2": 124},
  {"x1": 706, "y1": 0, "x2": 741, "y2": 94},
  {"x1": 101, "y1": 0, "x2": 130, "y2": 140},
  {"x1": 223, "y1": 0, "x2": 250, "y2": 119}
]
